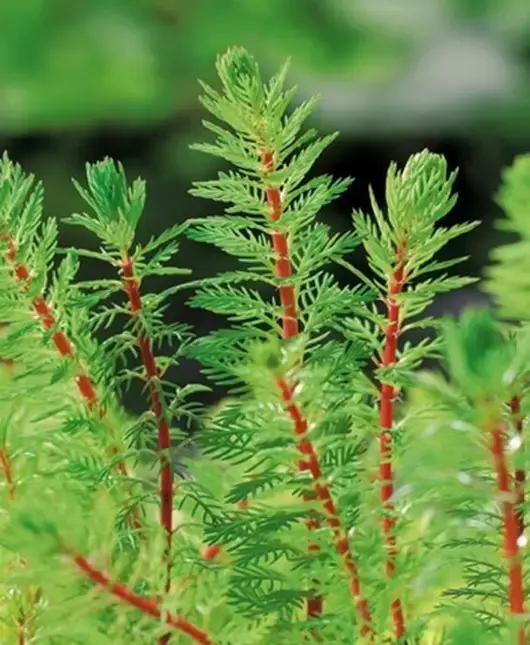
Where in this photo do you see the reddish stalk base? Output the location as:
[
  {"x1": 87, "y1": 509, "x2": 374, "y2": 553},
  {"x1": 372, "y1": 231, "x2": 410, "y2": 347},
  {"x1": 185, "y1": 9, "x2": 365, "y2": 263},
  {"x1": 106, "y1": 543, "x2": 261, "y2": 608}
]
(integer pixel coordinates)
[
  {"x1": 490, "y1": 426, "x2": 526, "y2": 645},
  {"x1": 510, "y1": 396, "x2": 525, "y2": 539},
  {"x1": 276, "y1": 376, "x2": 374, "y2": 639},
  {"x1": 120, "y1": 257, "x2": 174, "y2": 645},
  {"x1": 0, "y1": 449, "x2": 15, "y2": 500},
  {"x1": 263, "y1": 149, "x2": 323, "y2": 625},
  {"x1": 17, "y1": 618, "x2": 24, "y2": 645},
  {"x1": 73, "y1": 554, "x2": 216, "y2": 645},
  {"x1": 378, "y1": 254, "x2": 406, "y2": 639},
  {"x1": 1, "y1": 236, "x2": 141, "y2": 527},
  {"x1": 2, "y1": 441, "x2": 32, "y2": 644}
]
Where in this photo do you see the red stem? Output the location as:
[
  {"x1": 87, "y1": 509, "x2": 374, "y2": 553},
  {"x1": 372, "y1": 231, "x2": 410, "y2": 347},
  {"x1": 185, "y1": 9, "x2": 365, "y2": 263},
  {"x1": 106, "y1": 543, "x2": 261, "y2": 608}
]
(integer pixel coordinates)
[
  {"x1": 262, "y1": 151, "x2": 298, "y2": 340},
  {"x1": 17, "y1": 617, "x2": 24, "y2": 645},
  {"x1": 0, "y1": 448, "x2": 15, "y2": 501},
  {"x1": 120, "y1": 256, "x2": 174, "y2": 645},
  {"x1": 378, "y1": 246, "x2": 407, "y2": 639},
  {"x1": 73, "y1": 554, "x2": 217, "y2": 645},
  {"x1": 0, "y1": 237, "x2": 141, "y2": 643},
  {"x1": 1, "y1": 443, "x2": 33, "y2": 644},
  {"x1": 489, "y1": 425, "x2": 526, "y2": 644},
  {"x1": 1, "y1": 236, "x2": 140, "y2": 527},
  {"x1": 262, "y1": 149, "x2": 326, "y2": 625},
  {"x1": 120, "y1": 254, "x2": 227, "y2": 623},
  {"x1": 510, "y1": 396, "x2": 525, "y2": 539},
  {"x1": 276, "y1": 376, "x2": 374, "y2": 640}
]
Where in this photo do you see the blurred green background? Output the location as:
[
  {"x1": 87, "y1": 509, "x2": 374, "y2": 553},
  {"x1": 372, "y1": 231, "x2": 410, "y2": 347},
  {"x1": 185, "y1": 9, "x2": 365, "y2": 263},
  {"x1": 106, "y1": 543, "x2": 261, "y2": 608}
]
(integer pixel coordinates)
[{"x1": 2, "y1": 0, "x2": 530, "y2": 407}]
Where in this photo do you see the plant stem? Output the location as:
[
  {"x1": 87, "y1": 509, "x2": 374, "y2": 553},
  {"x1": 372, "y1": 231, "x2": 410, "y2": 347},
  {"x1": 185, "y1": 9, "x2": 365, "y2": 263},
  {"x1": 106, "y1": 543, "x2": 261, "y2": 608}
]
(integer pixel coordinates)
[
  {"x1": 378, "y1": 246, "x2": 406, "y2": 639},
  {"x1": 490, "y1": 425, "x2": 526, "y2": 644},
  {"x1": 120, "y1": 253, "x2": 227, "y2": 628},
  {"x1": 72, "y1": 554, "x2": 217, "y2": 645},
  {"x1": 120, "y1": 256, "x2": 172, "y2": 570},
  {"x1": 1, "y1": 449, "x2": 35, "y2": 644},
  {"x1": 276, "y1": 375, "x2": 374, "y2": 640},
  {"x1": 262, "y1": 151, "x2": 298, "y2": 340},
  {"x1": 120, "y1": 256, "x2": 174, "y2": 645},
  {"x1": 0, "y1": 448, "x2": 15, "y2": 501},
  {"x1": 0, "y1": 448, "x2": 27, "y2": 644},
  {"x1": 510, "y1": 396, "x2": 525, "y2": 539},
  {"x1": 262, "y1": 149, "x2": 325, "y2": 623},
  {"x1": 17, "y1": 617, "x2": 24, "y2": 645},
  {"x1": 1, "y1": 236, "x2": 141, "y2": 527}
]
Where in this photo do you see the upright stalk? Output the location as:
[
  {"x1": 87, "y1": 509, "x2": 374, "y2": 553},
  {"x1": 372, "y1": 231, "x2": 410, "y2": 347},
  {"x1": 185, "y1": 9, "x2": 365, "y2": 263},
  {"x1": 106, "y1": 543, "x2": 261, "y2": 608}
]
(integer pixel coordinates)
[
  {"x1": 378, "y1": 244, "x2": 406, "y2": 639},
  {"x1": 0, "y1": 236, "x2": 140, "y2": 527},
  {"x1": 510, "y1": 396, "x2": 525, "y2": 539},
  {"x1": 1, "y1": 235, "x2": 143, "y2": 643},
  {"x1": 262, "y1": 149, "x2": 323, "y2": 621},
  {"x1": 17, "y1": 618, "x2": 24, "y2": 645},
  {"x1": 489, "y1": 424, "x2": 526, "y2": 645},
  {"x1": 120, "y1": 255, "x2": 173, "y2": 644},
  {"x1": 276, "y1": 375, "x2": 374, "y2": 639},
  {"x1": 262, "y1": 150, "x2": 298, "y2": 340},
  {"x1": 0, "y1": 448, "x2": 15, "y2": 501},
  {"x1": 0, "y1": 442, "x2": 33, "y2": 645}
]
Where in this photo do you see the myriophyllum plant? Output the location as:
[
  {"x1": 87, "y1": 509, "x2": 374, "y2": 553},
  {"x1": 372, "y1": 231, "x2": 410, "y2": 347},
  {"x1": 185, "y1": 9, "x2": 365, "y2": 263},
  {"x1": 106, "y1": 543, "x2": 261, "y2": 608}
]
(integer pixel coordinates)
[{"x1": 0, "y1": 46, "x2": 527, "y2": 645}]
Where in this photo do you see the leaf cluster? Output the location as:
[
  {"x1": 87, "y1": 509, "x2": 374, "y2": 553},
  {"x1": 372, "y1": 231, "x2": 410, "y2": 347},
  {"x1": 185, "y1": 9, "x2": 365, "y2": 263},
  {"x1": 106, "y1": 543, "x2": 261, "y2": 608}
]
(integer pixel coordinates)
[{"x1": 0, "y1": 46, "x2": 528, "y2": 645}]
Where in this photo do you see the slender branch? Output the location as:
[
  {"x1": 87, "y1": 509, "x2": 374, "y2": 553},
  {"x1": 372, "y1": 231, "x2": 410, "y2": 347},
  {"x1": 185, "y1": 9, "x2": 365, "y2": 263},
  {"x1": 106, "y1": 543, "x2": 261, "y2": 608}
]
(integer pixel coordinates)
[
  {"x1": 489, "y1": 425, "x2": 526, "y2": 645},
  {"x1": 0, "y1": 448, "x2": 15, "y2": 501},
  {"x1": 377, "y1": 244, "x2": 407, "y2": 639},
  {"x1": 262, "y1": 150, "x2": 298, "y2": 340},
  {"x1": 262, "y1": 149, "x2": 326, "y2": 624},
  {"x1": 120, "y1": 254, "x2": 228, "y2": 631},
  {"x1": 510, "y1": 396, "x2": 525, "y2": 539},
  {"x1": 0, "y1": 449, "x2": 36, "y2": 645},
  {"x1": 1, "y1": 443, "x2": 31, "y2": 645},
  {"x1": 276, "y1": 375, "x2": 374, "y2": 640},
  {"x1": 120, "y1": 255, "x2": 175, "y2": 645},
  {"x1": 1, "y1": 236, "x2": 141, "y2": 528},
  {"x1": 120, "y1": 256, "x2": 172, "y2": 568},
  {"x1": 72, "y1": 554, "x2": 217, "y2": 645},
  {"x1": 17, "y1": 616, "x2": 24, "y2": 645}
]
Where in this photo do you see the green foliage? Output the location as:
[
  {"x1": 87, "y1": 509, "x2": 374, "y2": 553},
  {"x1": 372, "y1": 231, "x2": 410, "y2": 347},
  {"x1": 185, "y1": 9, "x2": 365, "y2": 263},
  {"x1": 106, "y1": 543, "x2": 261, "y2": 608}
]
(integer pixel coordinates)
[
  {"x1": 345, "y1": 149, "x2": 478, "y2": 380},
  {"x1": 443, "y1": 309, "x2": 523, "y2": 399},
  {"x1": 188, "y1": 46, "x2": 364, "y2": 387},
  {"x1": 396, "y1": 310, "x2": 530, "y2": 643},
  {"x1": 0, "y1": 46, "x2": 529, "y2": 645},
  {"x1": 486, "y1": 155, "x2": 530, "y2": 320}
]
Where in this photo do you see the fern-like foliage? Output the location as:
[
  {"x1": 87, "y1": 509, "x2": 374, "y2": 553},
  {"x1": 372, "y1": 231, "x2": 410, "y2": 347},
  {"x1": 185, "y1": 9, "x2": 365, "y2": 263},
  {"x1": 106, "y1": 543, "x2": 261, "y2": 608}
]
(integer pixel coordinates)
[
  {"x1": 398, "y1": 310, "x2": 530, "y2": 644},
  {"x1": 183, "y1": 47, "x2": 479, "y2": 643},
  {"x1": 185, "y1": 46, "x2": 378, "y2": 642},
  {"x1": 486, "y1": 154, "x2": 530, "y2": 321},
  {"x1": 0, "y1": 47, "x2": 528, "y2": 645}
]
